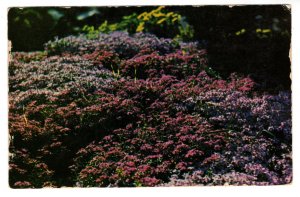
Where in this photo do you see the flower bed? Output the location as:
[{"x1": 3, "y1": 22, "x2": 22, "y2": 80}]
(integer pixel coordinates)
[{"x1": 9, "y1": 32, "x2": 291, "y2": 188}]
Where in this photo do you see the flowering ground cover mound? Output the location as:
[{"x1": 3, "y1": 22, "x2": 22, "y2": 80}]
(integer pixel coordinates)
[{"x1": 9, "y1": 32, "x2": 292, "y2": 188}]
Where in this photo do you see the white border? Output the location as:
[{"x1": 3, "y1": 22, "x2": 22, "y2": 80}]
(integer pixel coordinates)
[
  {"x1": 1, "y1": 0, "x2": 298, "y2": 6},
  {"x1": 1, "y1": 1, "x2": 299, "y2": 196}
]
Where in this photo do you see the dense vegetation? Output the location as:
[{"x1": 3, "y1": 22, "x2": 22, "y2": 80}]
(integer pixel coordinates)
[
  {"x1": 8, "y1": 6, "x2": 291, "y2": 188},
  {"x1": 8, "y1": 6, "x2": 291, "y2": 91}
]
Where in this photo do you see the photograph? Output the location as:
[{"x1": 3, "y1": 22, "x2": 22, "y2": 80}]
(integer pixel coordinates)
[{"x1": 7, "y1": 5, "x2": 292, "y2": 188}]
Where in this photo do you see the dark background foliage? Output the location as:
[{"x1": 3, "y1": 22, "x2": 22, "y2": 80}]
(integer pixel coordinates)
[{"x1": 176, "y1": 6, "x2": 291, "y2": 90}]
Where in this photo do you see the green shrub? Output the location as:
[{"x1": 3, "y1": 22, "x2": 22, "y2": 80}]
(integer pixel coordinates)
[{"x1": 82, "y1": 6, "x2": 194, "y2": 40}]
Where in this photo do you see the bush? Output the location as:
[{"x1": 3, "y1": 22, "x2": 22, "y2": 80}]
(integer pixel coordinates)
[
  {"x1": 82, "y1": 6, "x2": 194, "y2": 41},
  {"x1": 71, "y1": 74, "x2": 291, "y2": 187},
  {"x1": 9, "y1": 54, "x2": 115, "y2": 187},
  {"x1": 45, "y1": 32, "x2": 178, "y2": 57},
  {"x1": 44, "y1": 32, "x2": 213, "y2": 80},
  {"x1": 9, "y1": 32, "x2": 291, "y2": 187}
]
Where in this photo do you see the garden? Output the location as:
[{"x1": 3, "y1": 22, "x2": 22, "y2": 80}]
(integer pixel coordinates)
[{"x1": 8, "y1": 6, "x2": 292, "y2": 188}]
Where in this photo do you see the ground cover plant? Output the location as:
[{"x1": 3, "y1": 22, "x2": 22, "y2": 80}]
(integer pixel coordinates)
[{"x1": 9, "y1": 30, "x2": 291, "y2": 188}]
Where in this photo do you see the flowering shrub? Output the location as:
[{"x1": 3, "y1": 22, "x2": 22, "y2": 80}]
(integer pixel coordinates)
[
  {"x1": 9, "y1": 55, "x2": 115, "y2": 187},
  {"x1": 70, "y1": 74, "x2": 291, "y2": 187},
  {"x1": 9, "y1": 32, "x2": 291, "y2": 188},
  {"x1": 45, "y1": 32, "x2": 212, "y2": 80},
  {"x1": 10, "y1": 51, "x2": 47, "y2": 63},
  {"x1": 9, "y1": 149, "x2": 55, "y2": 188},
  {"x1": 82, "y1": 6, "x2": 194, "y2": 40},
  {"x1": 120, "y1": 49, "x2": 208, "y2": 80},
  {"x1": 45, "y1": 32, "x2": 178, "y2": 58}
]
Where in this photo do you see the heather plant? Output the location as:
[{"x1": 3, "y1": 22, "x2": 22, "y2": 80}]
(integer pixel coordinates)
[
  {"x1": 11, "y1": 51, "x2": 47, "y2": 63},
  {"x1": 119, "y1": 49, "x2": 209, "y2": 80},
  {"x1": 9, "y1": 31, "x2": 291, "y2": 188},
  {"x1": 45, "y1": 32, "x2": 178, "y2": 58},
  {"x1": 70, "y1": 74, "x2": 291, "y2": 187},
  {"x1": 9, "y1": 55, "x2": 116, "y2": 187},
  {"x1": 9, "y1": 148, "x2": 55, "y2": 188},
  {"x1": 44, "y1": 32, "x2": 213, "y2": 80}
]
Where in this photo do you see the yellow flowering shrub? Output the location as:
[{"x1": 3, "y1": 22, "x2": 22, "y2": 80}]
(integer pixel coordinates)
[{"x1": 82, "y1": 6, "x2": 194, "y2": 41}]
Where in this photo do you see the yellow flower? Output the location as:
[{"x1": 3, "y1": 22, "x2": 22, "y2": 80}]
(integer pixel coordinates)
[
  {"x1": 136, "y1": 22, "x2": 145, "y2": 32},
  {"x1": 157, "y1": 6, "x2": 165, "y2": 11},
  {"x1": 262, "y1": 29, "x2": 271, "y2": 33},
  {"x1": 137, "y1": 12, "x2": 147, "y2": 19},
  {"x1": 166, "y1": 12, "x2": 174, "y2": 17},
  {"x1": 153, "y1": 13, "x2": 165, "y2": 18},
  {"x1": 172, "y1": 18, "x2": 178, "y2": 23},
  {"x1": 143, "y1": 16, "x2": 150, "y2": 21},
  {"x1": 157, "y1": 18, "x2": 166, "y2": 24}
]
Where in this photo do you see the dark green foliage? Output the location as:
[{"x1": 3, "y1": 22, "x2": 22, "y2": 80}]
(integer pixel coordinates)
[{"x1": 174, "y1": 5, "x2": 291, "y2": 91}]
